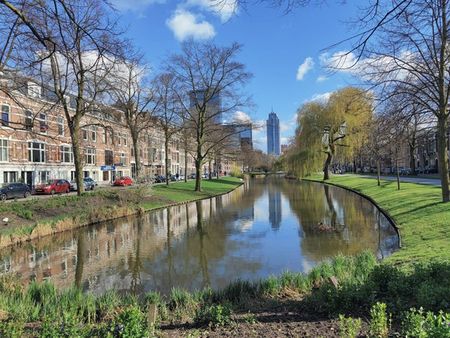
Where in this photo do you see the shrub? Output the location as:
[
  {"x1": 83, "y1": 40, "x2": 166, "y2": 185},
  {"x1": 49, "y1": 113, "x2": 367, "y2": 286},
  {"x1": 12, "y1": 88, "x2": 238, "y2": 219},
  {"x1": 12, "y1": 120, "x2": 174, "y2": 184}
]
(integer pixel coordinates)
[
  {"x1": 194, "y1": 303, "x2": 232, "y2": 327},
  {"x1": 401, "y1": 308, "x2": 450, "y2": 338},
  {"x1": 338, "y1": 314, "x2": 362, "y2": 338},
  {"x1": 109, "y1": 305, "x2": 147, "y2": 338},
  {"x1": 369, "y1": 302, "x2": 389, "y2": 338}
]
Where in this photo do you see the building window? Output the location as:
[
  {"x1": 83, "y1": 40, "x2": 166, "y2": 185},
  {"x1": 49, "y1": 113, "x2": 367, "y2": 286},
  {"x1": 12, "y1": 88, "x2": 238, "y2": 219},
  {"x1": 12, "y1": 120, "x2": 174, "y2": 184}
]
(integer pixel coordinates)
[
  {"x1": 91, "y1": 127, "x2": 97, "y2": 142},
  {"x1": 25, "y1": 110, "x2": 33, "y2": 130},
  {"x1": 3, "y1": 172, "x2": 17, "y2": 183},
  {"x1": 83, "y1": 128, "x2": 88, "y2": 141},
  {"x1": 58, "y1": 116, "x2": 64, "y2": 136},
  {"x1": 102, "y1": 130, "x2": 106, "y2": 144},
  {"x1": 0, "y1": 139, "x2": 8, "y2": 162},
  {"x1": 38, "y1": 171, "x2": 50, "y2": 183},
  {"x1": 85, "y1": 148, "x2": 96, "y2": 165},
  {"x1": 124, "y1": 137, "x2": 127, "y2": 146},
  {"x1": 39, "y1": 113, "x2": 48, "y2": 133},
  {"x1": 1, "y1": 105, "x2": 9, "y2": 127},
  {"x1": 120, "y1": 152, "x2": 126, "y2": 165},
  {"x1": 105, "y1": 150, "x2": 114, "y2": 165},
  {"x1": 28, "y1": 82, "x2": 41, "y2": 98},
  {"x1": 60, "y1": 145, "x2": 73, "y2": 163},
  {"x1": 28, "y1": 142, "x2": 46, "y2": 163}
]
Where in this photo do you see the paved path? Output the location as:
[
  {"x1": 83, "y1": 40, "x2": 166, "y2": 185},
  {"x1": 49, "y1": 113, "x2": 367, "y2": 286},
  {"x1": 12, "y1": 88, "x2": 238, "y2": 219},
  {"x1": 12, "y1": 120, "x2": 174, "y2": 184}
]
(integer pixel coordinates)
[{"x1": 358, "y1": 174, "x2": 441, "y2": 186}]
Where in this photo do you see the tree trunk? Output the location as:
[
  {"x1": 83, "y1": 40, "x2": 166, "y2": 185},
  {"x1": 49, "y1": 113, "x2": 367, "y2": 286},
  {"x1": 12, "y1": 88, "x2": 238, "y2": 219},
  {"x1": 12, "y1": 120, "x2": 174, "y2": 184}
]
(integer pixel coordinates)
[
  {"x1": 409, "y1": 142, "x2": 416, "y2": 176},
  {"x1": 377, "y1": 160, "x2": 381, "y2": 186},
  {"x1": 208, "y1": 159, "x2": 212, "y2": 180},
  {"x1": 323, "y1": 151, "x2": 333, "y2": 180},
  {"x1": 165, "y1": 134, "x2": 170, "y2": 186},
  {"x1": 396, "y1": 155, "x2": 400, "y2": 190},
  {"x1": 132, "y1": 133, "x2": 140, "y2": 180},
  {"x1": 437, "y1": 116, "x2": 450, "y2": 202},
  {"x1": 184, "y1": 150, "x2": 188, "y2": 182},
  {"x1": 70, "y1": 121, "x2": 84, "y2": 196},
  {"x1": 195, "y1": 158, "x2": 202, "y2": 192}
]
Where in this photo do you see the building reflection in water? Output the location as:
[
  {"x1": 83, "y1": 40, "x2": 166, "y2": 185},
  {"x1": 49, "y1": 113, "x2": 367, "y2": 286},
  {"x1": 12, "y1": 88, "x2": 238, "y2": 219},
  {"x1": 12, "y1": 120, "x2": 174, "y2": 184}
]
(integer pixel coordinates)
[
  {"x1": 268, "y1": 183, "x2": 282, "y2": 231},
  {"x1": 0, "y1": 178, "x2": 398, "y2": 296}
]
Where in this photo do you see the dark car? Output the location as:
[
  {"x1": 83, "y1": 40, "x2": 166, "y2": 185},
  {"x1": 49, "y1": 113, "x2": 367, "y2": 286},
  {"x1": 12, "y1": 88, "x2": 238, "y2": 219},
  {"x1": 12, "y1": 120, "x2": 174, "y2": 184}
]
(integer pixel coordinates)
[
  {"x1": 0, "y1": 183, "x2": 31, "y2": 201},
  {"x1": 70, "y1": 177, "x2": 96, "y2": 191},
  {"x1": 35, "y1": 179, "x2": 70, "y2": 195},
  {"x1": 153, "y1": 175, "x2": 165, "y2": 183},
  {"x1": 188, "y1": 173, "x2": 196, "y2": 179}
]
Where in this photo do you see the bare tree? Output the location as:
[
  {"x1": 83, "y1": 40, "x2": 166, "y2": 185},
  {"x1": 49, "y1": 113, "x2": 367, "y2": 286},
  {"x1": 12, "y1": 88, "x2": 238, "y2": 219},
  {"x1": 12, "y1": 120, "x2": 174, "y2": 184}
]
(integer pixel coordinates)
[
  {"x1": 340, "y1": 0, "x2": 450, "y2": 202},
  {"x1": 108, "y1": 58, "x2": 159, "y2": 180},
  {"x1": 153, "y1": 73, "x2": 181, "y2": 185},
  {"x1": 0, "y1": 0, "x2": 126, "y2": 195},
  {"x1": 166, "y1": 41, "x2": 252, "y2": 192}
]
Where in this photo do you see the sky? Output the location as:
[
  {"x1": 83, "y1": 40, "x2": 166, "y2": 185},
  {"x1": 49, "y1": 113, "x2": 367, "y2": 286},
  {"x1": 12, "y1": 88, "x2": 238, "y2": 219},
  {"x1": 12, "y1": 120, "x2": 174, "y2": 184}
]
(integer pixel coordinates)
[{"x1": 111, "y1": 0, "x2": 361, "y2": 151}]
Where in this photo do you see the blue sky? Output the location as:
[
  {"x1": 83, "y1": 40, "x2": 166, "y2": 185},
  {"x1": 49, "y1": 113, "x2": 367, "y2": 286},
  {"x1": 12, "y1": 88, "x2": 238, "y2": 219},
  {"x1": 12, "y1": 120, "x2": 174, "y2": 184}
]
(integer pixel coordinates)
[{"x1": 112, "y1": 0, "x2": 360, "y2": 151}]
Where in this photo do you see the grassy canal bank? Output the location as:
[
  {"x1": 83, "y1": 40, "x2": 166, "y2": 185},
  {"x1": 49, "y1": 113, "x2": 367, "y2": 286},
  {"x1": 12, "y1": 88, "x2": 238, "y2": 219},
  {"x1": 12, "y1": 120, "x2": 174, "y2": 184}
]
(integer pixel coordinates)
[
  {"x1": 302, "y1": 174, "x2": 450, "y2": 267},
  {"x1": 0, "y1": 252, "x2": 448, "y2": 337},
  {"x1": 0, "y1": 177, "x2": 243, "y2": 249},
  {"x1": 0, "y1": 175, "x2": 449, "y2": 337}
]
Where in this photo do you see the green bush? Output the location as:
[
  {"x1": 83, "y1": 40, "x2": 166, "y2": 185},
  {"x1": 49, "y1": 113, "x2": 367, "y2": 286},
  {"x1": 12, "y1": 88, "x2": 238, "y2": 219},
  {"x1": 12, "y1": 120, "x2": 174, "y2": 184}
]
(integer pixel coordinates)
[
  {"x1": 109, "y1": 305, "x2": 147, "y2": 338},
  {"x1": 401, "y1": 308, "x2": 450, "y2": 338},
  {"x1": 194, "y1": 303, "x2": 232, "y2": 327},
  {"x1": 338, "y1": 314, "x2": 362, "y2": 338},
  {"x1": 369, "y1": 302, "x2": 389, "y2": 338}
]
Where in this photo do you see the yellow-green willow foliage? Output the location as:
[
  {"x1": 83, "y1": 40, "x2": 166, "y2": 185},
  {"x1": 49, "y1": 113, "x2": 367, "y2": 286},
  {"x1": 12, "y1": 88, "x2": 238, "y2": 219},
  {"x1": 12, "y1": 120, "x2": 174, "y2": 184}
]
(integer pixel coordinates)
[{"x1": 285, "y1": 87, "x2": 373, "y2": 177}]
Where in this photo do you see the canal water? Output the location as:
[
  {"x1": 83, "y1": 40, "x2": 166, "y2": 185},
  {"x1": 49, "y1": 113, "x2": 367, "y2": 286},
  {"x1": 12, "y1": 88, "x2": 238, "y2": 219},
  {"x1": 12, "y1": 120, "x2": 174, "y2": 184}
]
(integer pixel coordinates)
[{"x1": 0, "y1": 177, "x2": 398, "y2": 295}]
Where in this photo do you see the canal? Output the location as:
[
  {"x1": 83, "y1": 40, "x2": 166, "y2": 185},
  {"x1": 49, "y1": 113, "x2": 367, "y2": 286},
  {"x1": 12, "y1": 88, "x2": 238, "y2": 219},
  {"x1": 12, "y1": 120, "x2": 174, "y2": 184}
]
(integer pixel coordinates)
[{"x1": 0, "y1": 177, "x2": 398, "y2": 295}]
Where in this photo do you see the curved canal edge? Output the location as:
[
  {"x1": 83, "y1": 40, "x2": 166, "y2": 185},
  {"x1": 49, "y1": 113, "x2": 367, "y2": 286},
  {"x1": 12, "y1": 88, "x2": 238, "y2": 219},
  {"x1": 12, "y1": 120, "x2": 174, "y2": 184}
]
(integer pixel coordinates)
[
  {"x1": 0, "y1": 178, "x2": 244, "y2": 249},
  {"x1": 299, "y1": 177, "x2": 402, "y2": 249}
]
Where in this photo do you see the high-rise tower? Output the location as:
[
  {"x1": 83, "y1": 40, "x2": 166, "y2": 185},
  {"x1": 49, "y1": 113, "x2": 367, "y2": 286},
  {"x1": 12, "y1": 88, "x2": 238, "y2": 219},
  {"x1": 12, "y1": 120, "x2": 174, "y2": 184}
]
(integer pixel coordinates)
[{"x1": 267, "y1": 111, "x2": 280, "y2": 155}]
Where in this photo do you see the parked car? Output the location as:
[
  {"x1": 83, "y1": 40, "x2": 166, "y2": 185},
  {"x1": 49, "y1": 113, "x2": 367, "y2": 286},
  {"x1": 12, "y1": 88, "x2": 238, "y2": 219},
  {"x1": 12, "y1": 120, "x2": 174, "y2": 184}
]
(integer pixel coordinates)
[
  {"x1": 113, "y1": 176, "x2": 133, "y2": 186},
  {"x1": 153, "y1": 175, "x2": 165, "y2": 183},
  {"x1": 35, "y1": 179, "x2": 70, "y2": 195},
  {"x1": 70, "y1": 177, "x2": 96, "y2": 191},
  {"x1": 188, "y1": 173, "x2": 196, "y2": 179},
  {"x1": 84, "y1": 177, "x2": 97, "y2": 187},
  {"x1": 0, "y1": 183, "x2": 31, "y2": 201}
]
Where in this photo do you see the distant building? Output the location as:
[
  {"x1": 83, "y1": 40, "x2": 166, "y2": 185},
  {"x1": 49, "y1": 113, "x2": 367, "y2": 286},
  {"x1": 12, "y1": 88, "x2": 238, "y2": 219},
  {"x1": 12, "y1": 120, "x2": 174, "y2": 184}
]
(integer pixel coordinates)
[
  {"x1": 267, "y1": 111, "x2": 280, "y2": 155},
  {"x1": 189, "y1": 89, "x2": 222, "y2": 124},
  {"x1": 281, "y1": 144, "x2": 288, "y2": 154},
  {"x1": 239, "y1": 123, "x2": 253, "y2": 149}
]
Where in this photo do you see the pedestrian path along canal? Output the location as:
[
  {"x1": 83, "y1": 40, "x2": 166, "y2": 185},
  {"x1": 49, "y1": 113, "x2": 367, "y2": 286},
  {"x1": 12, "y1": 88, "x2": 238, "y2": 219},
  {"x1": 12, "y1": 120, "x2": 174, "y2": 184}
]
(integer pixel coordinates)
[{"x1": 0, "y1": 177, "x2": 399, "y2": 295}]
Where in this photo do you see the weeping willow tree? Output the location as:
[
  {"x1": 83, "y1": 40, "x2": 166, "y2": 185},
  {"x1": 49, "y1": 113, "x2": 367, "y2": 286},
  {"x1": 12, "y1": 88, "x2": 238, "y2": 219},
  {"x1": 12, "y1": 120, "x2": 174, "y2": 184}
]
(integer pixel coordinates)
[{"x1": 285, "y1": 87, "x2": 373, "y2": 179}]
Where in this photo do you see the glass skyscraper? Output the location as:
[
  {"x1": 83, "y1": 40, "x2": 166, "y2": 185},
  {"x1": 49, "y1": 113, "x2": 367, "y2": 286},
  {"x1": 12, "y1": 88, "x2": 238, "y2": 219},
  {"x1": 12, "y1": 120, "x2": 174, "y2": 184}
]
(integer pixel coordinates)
[{"x1": 267, "y1": 111, "x2": 280, "y2": 155}]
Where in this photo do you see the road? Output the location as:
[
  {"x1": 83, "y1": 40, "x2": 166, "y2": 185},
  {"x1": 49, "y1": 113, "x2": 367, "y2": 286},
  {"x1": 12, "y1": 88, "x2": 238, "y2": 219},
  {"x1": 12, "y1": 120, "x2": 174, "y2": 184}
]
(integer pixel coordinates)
[{"x1": 359, "y1": 174, "x2": 441, "y2": 186}]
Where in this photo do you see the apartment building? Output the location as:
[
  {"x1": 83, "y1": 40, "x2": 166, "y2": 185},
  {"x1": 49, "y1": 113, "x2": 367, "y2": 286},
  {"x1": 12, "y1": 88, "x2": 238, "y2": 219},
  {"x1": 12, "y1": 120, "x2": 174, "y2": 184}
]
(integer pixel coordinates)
[{"x1": 0, "y1": 76, "x2": 200, "y2": 187}]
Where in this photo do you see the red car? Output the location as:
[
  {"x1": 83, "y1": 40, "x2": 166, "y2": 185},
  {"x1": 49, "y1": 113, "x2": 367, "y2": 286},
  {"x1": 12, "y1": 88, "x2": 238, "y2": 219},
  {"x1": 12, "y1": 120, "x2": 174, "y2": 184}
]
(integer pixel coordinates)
[
  {"x1": 113, "y1": 176, "x2": 133, "y2": 186},
  {"x1": 35, "y1": 179, "x2": 70, "y2": 195}
]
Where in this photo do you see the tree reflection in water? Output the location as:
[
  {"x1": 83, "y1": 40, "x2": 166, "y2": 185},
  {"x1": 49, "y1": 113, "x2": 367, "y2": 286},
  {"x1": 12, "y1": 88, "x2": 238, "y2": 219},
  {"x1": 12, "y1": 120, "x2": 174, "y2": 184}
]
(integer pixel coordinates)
[{"x1": 0, "y1": 178, "x2": 398, "y2": 295}]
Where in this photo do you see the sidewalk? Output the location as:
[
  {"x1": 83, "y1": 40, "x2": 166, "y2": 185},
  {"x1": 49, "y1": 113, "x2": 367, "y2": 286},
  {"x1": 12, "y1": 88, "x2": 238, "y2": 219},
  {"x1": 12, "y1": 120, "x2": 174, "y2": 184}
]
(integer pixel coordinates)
[{"x1": 358, "y1": 174, "x2": 441, "y2": 186}]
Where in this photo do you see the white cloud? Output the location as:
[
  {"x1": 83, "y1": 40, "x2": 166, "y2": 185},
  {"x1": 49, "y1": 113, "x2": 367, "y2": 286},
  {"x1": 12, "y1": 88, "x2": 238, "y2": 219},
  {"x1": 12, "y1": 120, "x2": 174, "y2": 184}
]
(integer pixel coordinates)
[
  {"x1": 280, "y1": 137, "x2": 289, "y2": 145},
  {"x1": 232, "y1": 111, "x2": 251, "y2": 123},
  {"x1": 307, "y1": 92, "x2": 332, "y2": 103},
  {"x1": 110, "y1": 0, "x2": 164, "y2": 12},
  {"x1": 316, "y1": 75, "x2": 328, "y2": 82},
  {"x1": 166, "y1": 10, "x2": 216, "y2": 41},
  {"x1": 296, "y1": 57, "x2": 314, "y2": 81},
  {"x1": 280, "y1": 121, "x2": 291, "y2": 132},
  {"x1": 186, "y1": 0, "x2": 237, "y2": 22},
  {"x1": 320, "y1": 50, "x2": 415, "y2": 81}
]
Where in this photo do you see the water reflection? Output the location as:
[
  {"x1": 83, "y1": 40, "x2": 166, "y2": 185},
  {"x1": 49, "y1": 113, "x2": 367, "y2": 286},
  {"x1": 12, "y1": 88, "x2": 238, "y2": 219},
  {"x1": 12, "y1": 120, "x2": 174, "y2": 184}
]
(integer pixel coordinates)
[{"x1": 0, "y1": 178, "x2": 398, "y2": 295}]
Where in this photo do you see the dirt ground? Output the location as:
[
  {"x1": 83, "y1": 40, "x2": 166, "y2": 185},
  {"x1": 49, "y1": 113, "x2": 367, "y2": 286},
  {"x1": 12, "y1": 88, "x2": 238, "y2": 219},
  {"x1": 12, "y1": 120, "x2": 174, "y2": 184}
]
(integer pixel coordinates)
[{"x1": 158, "y1": 299, "x2": 370, "y2": 338}]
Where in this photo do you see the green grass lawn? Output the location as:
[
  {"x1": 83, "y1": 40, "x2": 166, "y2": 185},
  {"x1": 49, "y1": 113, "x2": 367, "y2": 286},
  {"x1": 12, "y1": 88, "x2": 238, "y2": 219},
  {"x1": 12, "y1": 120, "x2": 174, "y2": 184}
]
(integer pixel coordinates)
[
  {"x1": 145, "y1": 177, "x2": 243, "y2": 206},
  {"x1": 304, "y1": 174, "x2": 450, "y2": 266}
]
